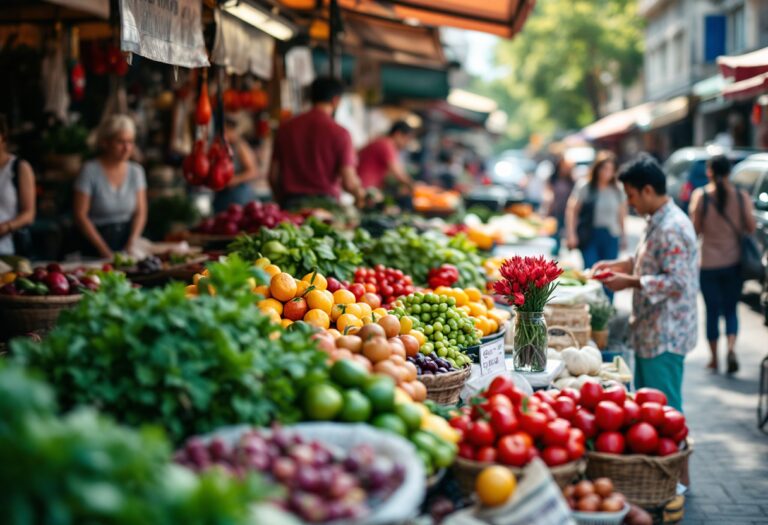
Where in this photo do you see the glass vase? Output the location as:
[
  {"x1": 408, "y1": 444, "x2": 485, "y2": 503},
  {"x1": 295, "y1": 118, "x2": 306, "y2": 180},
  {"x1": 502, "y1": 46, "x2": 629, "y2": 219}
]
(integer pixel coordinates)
[{"x1": 513, "y1": 311, "x2": 547, "y2": 372}]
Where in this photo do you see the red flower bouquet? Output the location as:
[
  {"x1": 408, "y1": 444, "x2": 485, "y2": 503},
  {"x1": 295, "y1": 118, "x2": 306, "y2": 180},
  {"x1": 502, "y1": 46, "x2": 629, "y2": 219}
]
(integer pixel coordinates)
[{"x1": 493, "y1": 256, "x2": 563, "y2": 372}]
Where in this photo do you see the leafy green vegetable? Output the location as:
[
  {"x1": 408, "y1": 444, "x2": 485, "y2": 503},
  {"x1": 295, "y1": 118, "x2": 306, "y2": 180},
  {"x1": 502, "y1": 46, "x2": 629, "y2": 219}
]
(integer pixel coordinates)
[
  {"x1": 589, "y1": 299, "x2": 616, "y2": 331},
  {"x1": 0, "y1": 363, "x2": 275, "y2": 525},
  {"x1": 357, "y1": 226, "x2": 487, "y2": 288},
  {"x1": 12, "y1": 256, "x2": 328, "y2": 444},
  {"x1": 228, "y1": 217, "x2": 363, "y2": 280}
]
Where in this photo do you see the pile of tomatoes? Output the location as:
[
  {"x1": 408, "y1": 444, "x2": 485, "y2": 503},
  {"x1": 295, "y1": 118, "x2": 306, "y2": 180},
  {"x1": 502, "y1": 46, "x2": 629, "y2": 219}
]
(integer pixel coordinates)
[
  {"x1": 450, "y1": 376, "x2": 586, "y2": 468},
  {"x1": 353, "y1": 265, "x2": 415, "y2": 308}
]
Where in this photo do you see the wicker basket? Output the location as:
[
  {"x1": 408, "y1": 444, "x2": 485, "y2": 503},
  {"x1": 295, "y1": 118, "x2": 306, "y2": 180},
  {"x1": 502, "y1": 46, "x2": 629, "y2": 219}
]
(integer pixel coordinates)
[
  {"x1": 585, "y1": 439, "x2": 693, "y2": 508},
  {"x1": 545, "y1": 304, "x2": 591, "y2": 346},
  {"x1": 0, "y1": 294, "x2": 83, "y2": 340},
  {"x1": 453, "y1": 456, "x2": 586, "y2": 496},
  {"x1": 572, "y1": 503, "x2": 631, "y2": 525},
  {"x1": 547, "y1": 325, "x2": 580, "y2": 352},
  {"x1": 419, "y1": 366, "x2": 471, "y2": 405}
]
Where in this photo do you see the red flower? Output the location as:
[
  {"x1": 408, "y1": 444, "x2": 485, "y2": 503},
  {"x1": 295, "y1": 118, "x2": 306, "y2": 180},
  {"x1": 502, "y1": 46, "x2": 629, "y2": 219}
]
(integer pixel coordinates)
[{"x1": 513, "y1": 292, "x2": 525, "y2": 306}]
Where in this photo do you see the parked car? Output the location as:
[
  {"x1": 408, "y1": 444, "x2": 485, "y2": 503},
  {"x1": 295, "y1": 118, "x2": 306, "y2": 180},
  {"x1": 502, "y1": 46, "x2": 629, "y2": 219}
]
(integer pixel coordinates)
[
  {"x1": 739, "y1": 158, "x2": 768, "y2": 324},
  {"x1": 663, "y1": 146, "x2": 758, "y2": 211}
]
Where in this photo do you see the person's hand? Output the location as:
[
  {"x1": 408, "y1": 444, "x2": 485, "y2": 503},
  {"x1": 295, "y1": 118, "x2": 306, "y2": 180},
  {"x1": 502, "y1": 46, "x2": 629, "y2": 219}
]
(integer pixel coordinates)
[
  {"x1": 0, "y1": 222, "x2": 10, "y2": 236},
  {"x1": 601, "y1": 272, "x2": 639, "y2": 292},
  {"x1": 566, "y1": 232, "x2": 578, "y2": 250},
  {"x1": 99, "y1": 246, "x2": 114, "y2": 260},
  {"x1": 591, "y1": 259, "x2": 625, "y2": 274}
]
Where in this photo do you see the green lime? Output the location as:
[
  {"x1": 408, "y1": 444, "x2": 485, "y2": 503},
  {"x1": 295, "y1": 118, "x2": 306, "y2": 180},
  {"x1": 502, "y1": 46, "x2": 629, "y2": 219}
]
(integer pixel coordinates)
[
  {"x1": 330, "y1": 359, "x2": 369, "y2": 389},
  {"x1": 363, "y1": 375, "x2": 395, "y2": 413},
  {"x1": 431, "y1": 442, "x2": 457, "y2": 468},
  {"x1": 302, "y1": 383, "x2": 343, "y2": 420},
  {"x1": 395, "y1": 403, "x2": 423, "y2": 433},
  {"x1": 372, "y1": 413, "x2": 408, "y2": 436},
  {"x1": 417, "y1": 449, "x2": 435, "y2": 475},
  {"x1": 411, "y1": 430, "x2": 439, "y2": 452},
  {"x1": 339, "y1": 390, "x2": 372, "y2": 422}
]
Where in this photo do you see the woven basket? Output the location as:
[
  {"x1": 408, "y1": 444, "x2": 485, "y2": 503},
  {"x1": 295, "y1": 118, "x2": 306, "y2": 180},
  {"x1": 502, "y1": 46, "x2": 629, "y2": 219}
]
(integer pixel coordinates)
[
  {"x1": 545, "y1": 304, "x2": 591, "y2": 346},
  {"x1": 453, "y1": 456, "x2": 586, "y2": 496},
  {"x1": 585, "y1": 439, "x2": 693, "y2": 508},
  {"x1": 0, "y1": 294, "x2": 83, "y2": 340},
  {"x1": 419, "y1": 366, "x2": 471, "y2": 405},
  {"x1": 547, "y1": 325, "x2": 580, "y2": 351}
]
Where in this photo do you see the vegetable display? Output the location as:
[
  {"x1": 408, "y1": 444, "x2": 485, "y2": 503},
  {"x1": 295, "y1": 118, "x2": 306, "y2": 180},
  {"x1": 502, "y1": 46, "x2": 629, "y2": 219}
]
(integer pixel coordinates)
[
  {"x1": 564, "y1": 478, "x2": 627, "y2": 513},
  {"x1": 1, "y1": 263, "x2": 101, "y2": 296},
  {"x1": 194, "y1": 202, "x2": 302, "y2": 236},
  {"x1": 352, "y1": 265, "x2": 416, "y2": 308}
]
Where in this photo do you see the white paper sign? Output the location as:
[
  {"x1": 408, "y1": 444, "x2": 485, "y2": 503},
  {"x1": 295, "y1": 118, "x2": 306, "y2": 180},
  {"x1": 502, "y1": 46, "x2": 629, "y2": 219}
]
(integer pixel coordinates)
[
  {"x1": 120, "y1": 0, "x2": 209, "y2": 68},
  {"x1": 212, "y1": 11, "x2": 274, "y2": 79},
  {"x1": 479, "y1": 337, "x2": 507, "y2": 377}
]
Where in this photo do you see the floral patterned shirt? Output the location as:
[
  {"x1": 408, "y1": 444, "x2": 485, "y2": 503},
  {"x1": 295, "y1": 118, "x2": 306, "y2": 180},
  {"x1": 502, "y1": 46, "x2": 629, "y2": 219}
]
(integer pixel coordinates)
[{"x1": 629, "y1": 199, "x2": 699, "y2": 358}]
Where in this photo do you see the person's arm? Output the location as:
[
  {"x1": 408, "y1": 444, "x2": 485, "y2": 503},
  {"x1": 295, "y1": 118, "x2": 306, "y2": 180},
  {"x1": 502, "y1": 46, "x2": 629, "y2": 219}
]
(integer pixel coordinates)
[
  {"x1": 565, "y1": 193, "x2": 581, "y2": 250},
  {"x1": 388, "y1": 159, "x2": 413, "y2": 188},
  {"x1": 340, "y1": 166, "x2": 365, "y2": 207},
  {"x1": 126, "y1": 188, "x2": 147, "y2": 252},
  {"x1": 741, "y1": 190, "x2": 757, "y2": 234},
  {"x1": 592, "y1": 256, "x2": 634, "y2": 274},
  {"x1": 74, "y1": 190, "x2": 113, "y2": 258},
  {"x1": 688, "y1": 189, "x2": 703, "y2": 235},
  {"x1": 618, "y1": 200, "x2": 627, "y2": 248},
  {"x1": 0, "y1": 160, "x2": 35, "y2": 236},
  {"x1": 227, "y1": 140, "x2": 259, "y2": 187},
  {"x1": 541, "y1": 185, "x2": 554, "y2": 216}
]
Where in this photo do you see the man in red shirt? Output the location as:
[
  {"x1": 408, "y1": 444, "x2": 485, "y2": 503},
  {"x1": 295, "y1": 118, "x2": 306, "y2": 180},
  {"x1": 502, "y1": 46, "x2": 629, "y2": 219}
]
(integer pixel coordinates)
[
  {"x1": 269, "y1": 77, "x2": 364, "y2": 208},
  {"x1": 357, "y1": 120, "x2": 414, "y2": 191}
]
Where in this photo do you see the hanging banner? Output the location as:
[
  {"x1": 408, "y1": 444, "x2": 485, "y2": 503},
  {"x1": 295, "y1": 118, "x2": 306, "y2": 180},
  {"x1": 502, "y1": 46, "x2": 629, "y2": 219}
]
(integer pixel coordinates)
[
  {"x1": 119, "y1": 0, "x2": 209, "y2": 68},
  {"x1": 211, "y1": 11, "x2": 274, "y2": 79}
]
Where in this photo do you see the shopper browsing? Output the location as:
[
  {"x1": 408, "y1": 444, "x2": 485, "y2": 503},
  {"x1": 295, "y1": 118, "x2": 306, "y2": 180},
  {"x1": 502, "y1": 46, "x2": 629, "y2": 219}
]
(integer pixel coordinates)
[
  {"x1": 357, "y1": 120, "x2": 414, "y2": 192},
  {"x1": 592, "y1": 154, "x2": 698, "y2": 411}
]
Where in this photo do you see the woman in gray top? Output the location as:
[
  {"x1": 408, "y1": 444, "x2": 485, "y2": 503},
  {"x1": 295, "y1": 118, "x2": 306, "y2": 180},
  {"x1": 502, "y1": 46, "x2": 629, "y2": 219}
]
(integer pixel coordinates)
[
  {"x1": 565, "y1": 151, "x2": 627, "y2": 275},
  {"x1": 74, "y1": 115, "x2": 147, "y2": 258}
]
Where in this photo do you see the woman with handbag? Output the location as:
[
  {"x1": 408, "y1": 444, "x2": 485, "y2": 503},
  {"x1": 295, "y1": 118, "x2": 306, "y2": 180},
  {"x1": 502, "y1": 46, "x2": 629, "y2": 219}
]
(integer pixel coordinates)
[
  {"x1": 565, "y1": 151, "x2": 627, "y2": 296},
  {"x1": 689, "y1": 155, "x2": 757, "y2": 374},
  {"x1": 0, "y1": 114, "x2": 36, "y2": 256}
]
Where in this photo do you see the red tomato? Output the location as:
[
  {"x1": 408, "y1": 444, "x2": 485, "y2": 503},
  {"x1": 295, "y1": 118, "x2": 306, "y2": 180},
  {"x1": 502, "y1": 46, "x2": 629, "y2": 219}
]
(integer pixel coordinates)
[
  {"x1": 533, "y1": 390, "x2": 556, "y2": 406},
  {"x1": 558, "y1": 388, "x2": 581, "y2": 404},
  {"x1": 496, "y1": 435, "x2": 530, "y2": 467},
  {"x1": 595, "y1": 431, "x2": 626, "y2": 454},
  {"x1": 566, "y1": 438, "x2": 586, "y2": 460},
  {"x1": 634, "y1": 387, "x2": 668, "y2": 406},
  {"x1": 542, "y1": 419, "x2": 571, "y2": 447},
  {"x1": 639, "y1": 402, "x2": 665, "y2": 428},
  {"x1": 626, "y1": 422, "x2": 659, "y2": 454},
  {"x1": 580, "y1": 381, "x2": 604, "y2": 410},
  {"x1": 572, "y1": 409, "x2": 598, "y2": 438},
  {"x1": 659, "y1": 409, "x2": 686, "y2": 437},
  {"x1": 541, "y1": 446, "x2": 570, "y2": 467},
  {"x1": 595, "y1": 401, "x2": 625, "y2": 432},
  {"x1": 458, "y1": 443, "x2": 475, "y2": 460},
  {"x1": 489, "y1": 407, "x2": 519, "y2": 436},
  {"x1": 511, "y1": 431, "x2": 534, "y2": 448},
  {"x1": 539, "y1": 403, "x2": 558, "y2": 422},
  {"x1": 569, "y1": 427, "x2": 586, "y2": 446},
  {"x1": 622, "y1": 399, "x2": 641, "y2": 427},
  {"x1": 553, "y1": 396, "x2": 577, "y2": 421},
  {"x1": 449, "y1": 415, "x2": 471, "y2": 434},
  {"x1": 601, "y1": 384, "x2": 627, "y2": 406},
  {"x1": 485, "y1": 394, "x2": 513, "y2": 411},
  {"x1": 349, "y1": 283, "x2": 366, "y2": 301},
  {"x1": 519, "y1": 410, "x2": 548, "y2": 438},
  {"x1": 527, "y1": 446, "x2": 540, "y2": 462},
  {"x1": 672, "y1": 425, "x2": 688, "y2": 445},
  {"x1": 656, "y1": 437, "x2": 679, "y2": 456},
  {"x1": 467, "y1": 421, "x2": 495, "y2": 447},
  {"x1": 475, "y1": 446, "x2": 497, "y2": 463},
  {"x1": 486, "y1": 375, "x2": 517, "y2": 400}
]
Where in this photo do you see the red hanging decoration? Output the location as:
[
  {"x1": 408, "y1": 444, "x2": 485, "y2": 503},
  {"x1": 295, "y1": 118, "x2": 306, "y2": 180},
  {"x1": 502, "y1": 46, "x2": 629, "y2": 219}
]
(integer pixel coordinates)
[
  {"x1": 70, "y1": 62, "x2": 86, "y2": 101},
  {"x1": 752, "y1": 103, "x2": 762, "y2": 125}
]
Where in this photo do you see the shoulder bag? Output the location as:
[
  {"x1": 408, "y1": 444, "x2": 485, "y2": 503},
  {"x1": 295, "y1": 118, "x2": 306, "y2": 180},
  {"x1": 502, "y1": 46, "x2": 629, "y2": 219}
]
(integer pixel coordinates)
[{"x1": 703, "y1": 191, "x2": 762, "y2": 280}]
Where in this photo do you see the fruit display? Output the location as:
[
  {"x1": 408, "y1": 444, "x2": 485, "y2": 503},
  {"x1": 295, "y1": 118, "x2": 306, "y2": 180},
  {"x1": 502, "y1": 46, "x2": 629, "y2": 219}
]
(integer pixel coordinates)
[
  {"x1": 229, "y1": 217, "x2": 363, "y2": 280},
  {"x1": 475, "y1": 465, "x2": 517, "y2": 507},
  {"x1": 431, "y1": 286, "x2": 511, "y2": 337},
  {"x1": 352, "y1": 265, "x2": 415, "y2": 308},
  {"x1": 0, "y1": 264, "x2": 101, "y2": 296},
  {"x1": 407, "y1": 352, "x2": 458, "y2": 376},
  {"x1": 412, "y1": 183, "x2": 461, "y2": 213},
  {"x1": 563, "y1": 478, "x2": 628, "y2": 513},
  {"x1": 392, "y1": 293, "x2": 479, "y2": 370},
  {"x1": 452, "y1": 376, "x2": 586, "y2": 468},
  {"x1": 175, "y1": 427, "x2": 404, "y2": 523},
  {"x1": 193, "y1": 202, "x2": 302, "y2": 236}
]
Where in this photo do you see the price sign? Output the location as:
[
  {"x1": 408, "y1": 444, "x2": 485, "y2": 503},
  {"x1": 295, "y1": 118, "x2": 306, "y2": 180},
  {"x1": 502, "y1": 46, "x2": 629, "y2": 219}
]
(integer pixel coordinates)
[{"x1": 479, "y1": 337, "x2": 507, "y2": 376}]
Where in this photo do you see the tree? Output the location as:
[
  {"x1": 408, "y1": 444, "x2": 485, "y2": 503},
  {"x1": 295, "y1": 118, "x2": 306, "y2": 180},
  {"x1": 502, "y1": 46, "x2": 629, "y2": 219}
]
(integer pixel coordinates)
[{"x1": 481, "y1": 0, "x2": 643, "y2": 143}]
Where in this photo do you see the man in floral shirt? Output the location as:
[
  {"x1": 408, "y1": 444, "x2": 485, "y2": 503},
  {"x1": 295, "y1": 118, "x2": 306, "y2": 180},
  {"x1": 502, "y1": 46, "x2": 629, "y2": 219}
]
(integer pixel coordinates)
[{"x1": 593, "y1": 154, "x2": 698, "y2": 411}]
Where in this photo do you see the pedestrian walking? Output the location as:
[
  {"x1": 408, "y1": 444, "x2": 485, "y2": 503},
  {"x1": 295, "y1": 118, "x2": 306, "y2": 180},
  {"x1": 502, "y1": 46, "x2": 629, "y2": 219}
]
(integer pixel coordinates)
[
  {"x1": 593, "y1": 154, "x2": 698, "y2": 411},
  {"x1": 688, "y1": 155, "x2": 757, "y2": 374},
  {"x1": 542, "y1": 156, "x2": 575, "y2": 256}
]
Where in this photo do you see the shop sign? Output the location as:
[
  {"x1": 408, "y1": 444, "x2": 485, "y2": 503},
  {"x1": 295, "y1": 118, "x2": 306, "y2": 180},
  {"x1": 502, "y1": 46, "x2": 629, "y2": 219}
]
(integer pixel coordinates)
[
  {"x1": 120, "y1": 0, "x2": 209, "y2": 68},
  {"x1": 212, "y1": 11, "x2": 274, "y2": 79},
  {"x1": 479, "y1": 337, "x2": 507, "y2": 377}
]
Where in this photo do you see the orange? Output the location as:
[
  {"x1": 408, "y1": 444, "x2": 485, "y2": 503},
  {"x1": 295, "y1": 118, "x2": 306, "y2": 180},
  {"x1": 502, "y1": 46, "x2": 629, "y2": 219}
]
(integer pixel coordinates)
[
  {"x1": 399, "y1": 315, "x2": 414, "y2": 334},
  {"x1": 333, "y1": 289, "x2": 356, "y2": 305},
  {"x1": 263, "y1": 264, "x2": 281, "y2": 278},
  {"x1": 192, "y1": 273, "x2": 203, "y2": 285},
  {"x1": 453, "y1": 289, "x2": 470, "y2": 307},
  {"x1": 476, "y1": 466, "x2": 516, "y2": 506},
  {"x1": 295, "y1": 280, "x2": 310, "y2": 297},
  {"x1": 465, "y1": 287, "x2": 483, "y2": 302},
  {"x1": 302, "y1": 272, "x2": 327, "y2": 291},
  {"x1": 254, "y1": 257, "x2": 271, "y2": 269},
  {"x1": 304, "y1": 309, "x2": 330, "y2": 329},
  {"x1": 306, "y1": 289, "x2": 333, "y2": 314},
  {"x1": 253, "y1": 284, "x2": 271, "y2": 298},
  {"x1": 337, "y1": 313, "x2": 363, "y2": 333},
  {"x1": 327, "y1": 328, "x2": 342, "y2": 339},
  {"x1": 434, "y1": 286, "x2": 452, "y2": 296},
  {"x1": 264, "y1": 309, "x2": 282, "y2": 326},
  {"x1": 364, "y1": 283, "x2": 377, "y2": 293},
  {"x1": 355, "y1": 302, "x2": 372, "y2": 318},
  {"x1": 281, "y1": 319, "x2": 293, "y2": 329},
  {"x1": 468, "y1": 302, "x2": 488, "y2": 317},
  {"x1": 331, "y1": 303, "x2": 349, "y2": 322},
  {"x1": 259, "y1": 298, "x2": 283, "y2": 317},
  {"x1": 344, "y1": 303, "x2": 363, "y2": 318},
  {"x1": 270, "y1": 272, "x2": 297, "y2": 302},
  {"x1": 373, "y1": 307, "x2": 389, "y2": 318},
  {"x1": 482, "y1": 296, "x2": 495, "y2": 310},
  {"x1": 184, "y1": 284, "x2": 198, "y2": 296},
  {"x1": 410, "y1": 330, "x2": 426, "y2": 346}
]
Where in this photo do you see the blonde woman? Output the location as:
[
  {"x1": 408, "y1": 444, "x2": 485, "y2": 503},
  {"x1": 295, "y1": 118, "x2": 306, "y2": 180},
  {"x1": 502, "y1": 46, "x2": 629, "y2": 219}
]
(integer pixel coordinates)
[{"x1": 74, "y1": 115, "x2": 146, "y2": 258}]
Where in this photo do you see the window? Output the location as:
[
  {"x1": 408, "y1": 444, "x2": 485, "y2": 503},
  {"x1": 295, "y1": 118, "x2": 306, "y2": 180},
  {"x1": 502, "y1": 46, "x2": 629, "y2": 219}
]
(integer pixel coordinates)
[
  {"x1": 727, "y1": 5, "x2": 746, "y2": 54},
  {"x1": 659, "y1": 42, "x2": 668, "y2": 83}
]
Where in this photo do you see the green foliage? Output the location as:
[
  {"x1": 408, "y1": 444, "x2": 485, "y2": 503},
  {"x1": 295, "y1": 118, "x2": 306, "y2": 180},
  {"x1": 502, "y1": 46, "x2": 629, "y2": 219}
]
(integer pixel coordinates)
[
  {"x1": 228, "y1": 217, "x2": 363, "y2": 280},
  {"x1": 146, "y1": 195, "x2": 200, "y2": 241},
  {"x1": 0, "y1": 364, "x2": 273, "y2": 525},
  {"x1": 589, "y1": 299, "x2": 616, "y2": 331},
  {"x1": 12, "y1": 258, "x2": 328, "y2": 444},
  {"x1": 358, "y1": 226, "x2": 487, "y2": 288},
  {"x1": 42, "y1": 122, "x2": 90, "y2": 156},
  {"x1": 480, "y1": 0, "x2": 643, "y2": 142}
]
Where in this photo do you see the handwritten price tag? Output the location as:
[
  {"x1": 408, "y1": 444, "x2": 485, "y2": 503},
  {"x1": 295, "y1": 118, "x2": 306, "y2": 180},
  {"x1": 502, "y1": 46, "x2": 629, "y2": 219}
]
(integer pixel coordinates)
[{"x1": 479, "y1": 337, "x2": 507, "y2": 376}]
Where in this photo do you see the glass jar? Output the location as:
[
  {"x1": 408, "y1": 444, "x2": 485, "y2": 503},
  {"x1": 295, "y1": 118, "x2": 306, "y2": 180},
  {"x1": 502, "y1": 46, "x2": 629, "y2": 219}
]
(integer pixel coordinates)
[{"x1": 513, "y1": 311, "x2": 547, "y2": 372}]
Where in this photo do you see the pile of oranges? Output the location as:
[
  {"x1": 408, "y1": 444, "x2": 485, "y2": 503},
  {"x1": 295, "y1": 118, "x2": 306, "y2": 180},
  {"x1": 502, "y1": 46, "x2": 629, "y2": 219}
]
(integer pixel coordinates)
[{"x1": 431, "y1": 286, "x2": 511, "y2": 337}]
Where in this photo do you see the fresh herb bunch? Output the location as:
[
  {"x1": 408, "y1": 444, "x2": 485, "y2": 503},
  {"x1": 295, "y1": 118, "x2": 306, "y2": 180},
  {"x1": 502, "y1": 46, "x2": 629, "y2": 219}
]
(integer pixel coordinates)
[
  {"x1": 0, "y1": 364, "x2": 275, "y2": 525},
  {"x1": 228, "y1": 217, "x2": 362, "y2": 280},
  {"x1": 358, "y1": 226, "x2": 486, "y2": 288},
  {"x1": 12, "y1": 257, "x2": 329, "y2": 443},
  {"x1": 589, "y1": 299, "x2": 616, "y2": 331}
]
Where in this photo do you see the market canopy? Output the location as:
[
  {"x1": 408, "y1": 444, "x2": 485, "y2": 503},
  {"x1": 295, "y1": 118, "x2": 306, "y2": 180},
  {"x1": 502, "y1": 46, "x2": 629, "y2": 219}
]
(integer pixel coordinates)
[
  {"x1": 718, "y1": 46, "x2": 768, "y2": 82},
  {"x1": 722, "y1": 72, "x2": 768, "y2": 101},
  {"x1": 582, "y1": 102, "x2": 654, "y2": 141}
]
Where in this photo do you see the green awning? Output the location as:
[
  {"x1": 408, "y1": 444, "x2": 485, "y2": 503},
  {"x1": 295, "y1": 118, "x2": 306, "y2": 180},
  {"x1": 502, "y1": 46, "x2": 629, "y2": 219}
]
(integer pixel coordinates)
[
  {"x1": 311, "y1": 49, "x2": 356, "y2": 84},
  {"x1": 380, "y1": 64, "x2": 449, "y2": 102}
]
